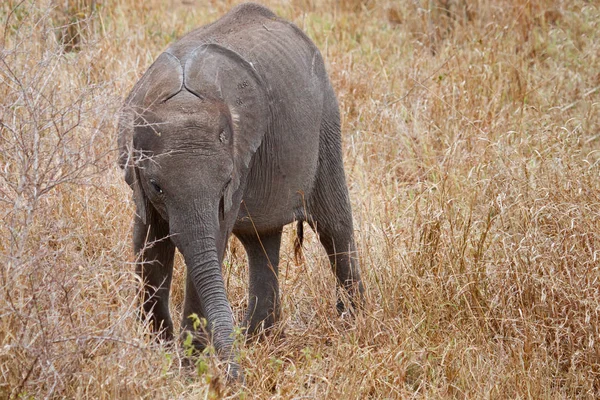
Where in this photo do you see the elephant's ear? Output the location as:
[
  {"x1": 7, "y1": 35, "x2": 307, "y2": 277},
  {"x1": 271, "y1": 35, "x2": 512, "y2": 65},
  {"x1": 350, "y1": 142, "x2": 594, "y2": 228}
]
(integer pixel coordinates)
[
  {"x1": 117, "y1": 52, "x2": 184, "y2": 223},
  {"x1": 131, "y1": 164, "x2": 150, "y2": 224},
  {"x1": 184, "y1": 44, "x2": 269, "y2": 212}
]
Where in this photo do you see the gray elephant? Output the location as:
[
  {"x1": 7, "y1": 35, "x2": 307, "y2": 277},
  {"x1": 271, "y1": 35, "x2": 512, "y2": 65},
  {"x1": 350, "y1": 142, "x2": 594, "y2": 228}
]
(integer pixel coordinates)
[{"x1": 117, "y1": 2, "x2": 363, "y2": 378}]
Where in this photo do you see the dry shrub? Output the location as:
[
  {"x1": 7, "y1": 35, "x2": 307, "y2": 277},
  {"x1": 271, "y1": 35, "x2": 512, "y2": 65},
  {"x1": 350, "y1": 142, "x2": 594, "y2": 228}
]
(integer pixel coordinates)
[
  {"x1": 1, "y1": 0, "x2": 599, "y2": 398},
  {"x1": 0, "y1": 1, "x2": 180, "y2": 398}
]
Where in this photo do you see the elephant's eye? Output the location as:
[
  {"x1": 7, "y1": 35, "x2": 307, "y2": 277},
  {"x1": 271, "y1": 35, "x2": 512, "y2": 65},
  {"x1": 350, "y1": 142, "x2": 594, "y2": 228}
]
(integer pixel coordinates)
[{"x1": 149, "y1": 179, "x2": 163, "y2": 194}]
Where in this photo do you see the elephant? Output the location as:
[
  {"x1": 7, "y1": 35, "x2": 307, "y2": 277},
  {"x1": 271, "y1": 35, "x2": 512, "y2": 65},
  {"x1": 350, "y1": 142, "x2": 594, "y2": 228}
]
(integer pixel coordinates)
[{"x1": 117, "y1": 2, "x2": 364, "y2": 379}]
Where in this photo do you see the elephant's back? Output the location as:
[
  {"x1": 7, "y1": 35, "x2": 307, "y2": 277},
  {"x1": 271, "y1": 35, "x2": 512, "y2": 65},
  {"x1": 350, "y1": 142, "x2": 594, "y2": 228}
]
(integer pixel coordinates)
[
  {"x1": 168, "y1": 3, "x2": 325, "y2": 89},
  {"x1": 167, "y1": 3, "x2": 316, "y2": 66}
]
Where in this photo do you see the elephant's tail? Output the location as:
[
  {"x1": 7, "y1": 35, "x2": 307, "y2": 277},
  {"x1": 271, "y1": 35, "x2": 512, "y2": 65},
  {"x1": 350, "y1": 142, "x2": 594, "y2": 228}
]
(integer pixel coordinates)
[{"x1": 293, "y1": 220, "x2": 304, "y2": 265}]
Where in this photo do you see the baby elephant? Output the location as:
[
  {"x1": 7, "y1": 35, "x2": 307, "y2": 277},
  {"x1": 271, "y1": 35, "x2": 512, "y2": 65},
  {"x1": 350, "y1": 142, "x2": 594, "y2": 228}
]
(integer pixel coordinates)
[{"x1": 117, "y1": 2, "x2": 363, "y2": 379}]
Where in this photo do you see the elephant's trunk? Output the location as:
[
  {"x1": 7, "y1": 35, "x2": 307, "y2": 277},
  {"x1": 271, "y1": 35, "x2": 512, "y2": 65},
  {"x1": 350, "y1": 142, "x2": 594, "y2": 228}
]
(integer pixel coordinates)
[
  {"x1": 174, "y1": 208, "x2": 240, "y2": 379},
  {"x1": 186, "y1": 245, "x2": 234, "y2": 349}
]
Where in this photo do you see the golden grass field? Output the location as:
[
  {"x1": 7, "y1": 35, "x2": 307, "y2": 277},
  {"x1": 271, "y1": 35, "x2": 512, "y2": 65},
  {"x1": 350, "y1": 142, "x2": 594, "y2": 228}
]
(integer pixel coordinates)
[{"x1": 1, "y1": 0, "x2": 599, "y2": 398}]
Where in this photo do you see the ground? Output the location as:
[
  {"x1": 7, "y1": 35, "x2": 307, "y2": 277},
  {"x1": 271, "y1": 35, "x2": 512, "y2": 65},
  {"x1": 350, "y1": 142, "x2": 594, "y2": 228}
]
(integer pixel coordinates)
[{"x1": 1, "y1": 0, "x2": 599, "y2": 398}]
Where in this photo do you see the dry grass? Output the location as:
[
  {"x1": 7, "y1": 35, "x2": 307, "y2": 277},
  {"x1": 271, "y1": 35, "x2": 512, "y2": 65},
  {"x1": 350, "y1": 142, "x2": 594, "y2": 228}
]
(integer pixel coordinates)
[{"x1": 1, "y1": 0, "x2": 599, "y2": 398}]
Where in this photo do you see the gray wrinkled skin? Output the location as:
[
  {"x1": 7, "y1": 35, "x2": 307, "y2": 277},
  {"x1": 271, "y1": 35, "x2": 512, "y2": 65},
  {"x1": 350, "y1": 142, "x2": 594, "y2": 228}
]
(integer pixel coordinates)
[{"x1": 117, "y1": 3, "x2": 364, "y2": 380}]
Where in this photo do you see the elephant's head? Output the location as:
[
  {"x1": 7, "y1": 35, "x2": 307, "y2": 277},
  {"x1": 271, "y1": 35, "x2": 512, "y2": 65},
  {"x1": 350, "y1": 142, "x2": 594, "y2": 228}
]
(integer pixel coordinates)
[{"x1": 118, "y1": 45, "x2": 269, "y2": 371}]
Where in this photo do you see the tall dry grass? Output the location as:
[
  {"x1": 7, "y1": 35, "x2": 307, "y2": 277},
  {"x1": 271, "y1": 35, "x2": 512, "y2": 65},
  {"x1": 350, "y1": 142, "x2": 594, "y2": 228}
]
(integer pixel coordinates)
[{"x1": 1, "y1": 0, "x2": 599, "y2": 398}]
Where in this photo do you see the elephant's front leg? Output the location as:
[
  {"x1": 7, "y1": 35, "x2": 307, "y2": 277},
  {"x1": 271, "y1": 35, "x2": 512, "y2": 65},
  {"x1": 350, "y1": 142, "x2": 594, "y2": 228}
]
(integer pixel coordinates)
[
  {"x1": 238, "y1": 230, "x2": 282, "y2": 335},
  {"x1": 133, "y1": 210, "x2": 175, "y2": 341}
]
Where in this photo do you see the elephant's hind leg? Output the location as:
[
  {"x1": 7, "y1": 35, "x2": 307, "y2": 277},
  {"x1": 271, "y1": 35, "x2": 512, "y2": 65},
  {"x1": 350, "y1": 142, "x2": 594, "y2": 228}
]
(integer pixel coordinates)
[
  {"x1": 307, "y1": 200, "x2": 364, "y2": 314},
  {"x1": 309, "y1": 133, "x2": 364, "y2": 312},
  {"x1": 237, "y1": 230, "x2": 282, "y2": 335},
  {"x1": 133, "y1": 210, "x2": 175, "y2": 341}
]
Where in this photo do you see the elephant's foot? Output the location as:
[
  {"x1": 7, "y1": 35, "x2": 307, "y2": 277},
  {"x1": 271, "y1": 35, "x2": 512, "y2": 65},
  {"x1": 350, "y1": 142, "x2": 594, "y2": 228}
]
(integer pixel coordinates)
[
  {"x1": 138, "y1": 305, "x2": 174, "y2": 343},
  {"x1": 336, "y1": 281, "x2": 365, "y2": 317},
  {"x1": 242, "y1": 304, "x2": 281, "y2": 339},
  {"x1": 154, "y1": 317, "x2": 175, "y2": 342}
]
